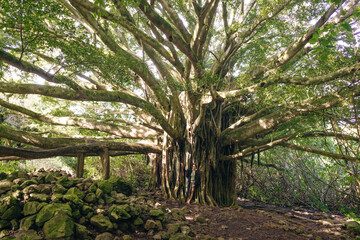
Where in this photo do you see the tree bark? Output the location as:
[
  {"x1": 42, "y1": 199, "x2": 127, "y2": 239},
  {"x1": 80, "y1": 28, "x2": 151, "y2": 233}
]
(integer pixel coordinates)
[
  {"x1": 76, "y1": 152, "x2": 85, "y2": 178},
  {"x1": 101, "y1": 148, "x2": 110, "y2": 180}
]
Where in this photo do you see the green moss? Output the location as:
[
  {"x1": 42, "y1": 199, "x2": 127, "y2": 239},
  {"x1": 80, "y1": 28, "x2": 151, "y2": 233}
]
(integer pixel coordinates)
[
  {"x1": 1, "y1": 205, "x2": 22, "y2": 220},
  {"x1": 90, "y1": 214, "x2": 113, "y2": 232},
  {"x1": 35, "y1": 203, "x2": 72, "y2": 227},
  {"x1": 97, "y1": 180, "x2": 113, "y2": 194},
  {"x1": 43, "y1": 212, "x2": 75, "y2": 239},
  {"x1": 23, "y1": 202, "x2": 40, "y2": 216}
]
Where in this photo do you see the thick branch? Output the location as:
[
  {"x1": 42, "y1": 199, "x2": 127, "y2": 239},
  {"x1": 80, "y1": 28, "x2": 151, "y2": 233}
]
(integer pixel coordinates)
[
  {"x1": 0, "y1": 82, "x2": 178, "y2": 138},
  {"x1": 279, "y1": 142, "x2": 359, "y2": 162},
  {"x1": 0, "y1": 99, "x2": 159, "y2": 139},
  {"x1": 0, "y1": 141, "x2": 161, "y2": 160}
]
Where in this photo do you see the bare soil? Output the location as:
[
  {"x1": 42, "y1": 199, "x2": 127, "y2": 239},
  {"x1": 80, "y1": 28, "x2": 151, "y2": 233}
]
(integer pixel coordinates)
[{"x1": 141, "y1": 192, "x2": 359, "y2": 240}]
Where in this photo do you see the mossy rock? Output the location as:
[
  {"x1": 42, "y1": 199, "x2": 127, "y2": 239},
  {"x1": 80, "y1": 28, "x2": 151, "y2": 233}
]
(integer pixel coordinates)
[
  {"x1": 13, "y1": 229, "x2": 42, "y2": 240},
  {"x1": 52, "y1": 183, "x2": 67, "y2": 194},
  {"x1": 81, "y1": 205, "x2": 94, "y2": 216},
  {"x1": 346, "y1": 221, "x2": 360, "y2": 234},
  {"x1": 167, "y1": 223, "x2": 180, "y2": 235},
  {"x1": 20, "y1": 180, "x2": 38, "y2": 188},
  {"x1": 0, "y1": 180, "x2": 13, "y2": 194},
  {"x1": 108, "y1": 205, "x2": 131, "y2": 221},
  {"x1": 84, "y1": 193, "x2": 97, "y2": 203},
  {"x1": 0, "y1": 172, "x2": 7, "y2": 181},
  {"x1": 97, "y1": 180, "x2": 113, "y2": 194},
  {"x1": 109, "y1": 177, "x2": 133, "y2": 196},
  {"x1": 75, "y1": 223, "x2": 93, "y2": 240},
  {"x1": 37, "y1": 184, "x2": 52, "y2": 194},
  {"x1": 0, "y1": 220, "x2": 11, "y2": 229},
  {"x1": 1, "y1": 205, "x2": 22, "y2": 220},
  {"x1": 62, "y1": 193, "x2": 83, "y2": 206},
  {"x1": 29, "y1": 193, "x2": 50, "y2": 202},
  {"x1": 0, "y1": 204, "x2": 8, "y2": 215},
  {"x1": 20, "y1": 215, "x2": 37, "y2": 231},
  {"x1": 0, "y1": 195, "x2": 17, "y2": 206},
  {"x1": 51, "y1": 193, "x2": 64, "y2": 202},
  {"x1": 44, "y1": 173, "x2": 55, "y2": 183},
  {"x1": 144, "y1": 219, "x2": 157, "y2": 231},
  {"x1": 66, "y1": 187, "x2": 85, "y2": 199},
  {"x1": 105, "y1": 195, "x2": 115, "y2": 204},
  {"x1": 10, "y1": 190, "x2": 23, "y2": 200},
  {"x1": 90, "y1": 214, "x2": 113, "y2": 232},
  {"x1": 43, "y1": 211, "x2": 75, "y2": 240},
  {"x1": 88, "y1": 183, "x2": 97, "y2": 193},
  {"x1": 150, "y1": 209, "x2": 165, "y2": 221},
  {"x1": 56, "y1": 176, "x2": 75, "y2": 188},
  {"x1": 22, "y1": 185, "x2": 39, "y2": 195},
  {"x1": 94, "y1": 232, "x2": 114, "y2": 240},
  {"x1": 133, "y1": 217, "x2": 144, "y2": 226},
  {"x1": 10, "y1": 219, "x2": 19, "y2": 230},
  {"x1": 23, "y1": 201, "x2": 40, "y2": 216},
  {"x1": 35, "y1": 203, "x2": 72, "y2": 227},
  {"x1": 96, "y1": 188, "x2": 104, "y2": 199}
]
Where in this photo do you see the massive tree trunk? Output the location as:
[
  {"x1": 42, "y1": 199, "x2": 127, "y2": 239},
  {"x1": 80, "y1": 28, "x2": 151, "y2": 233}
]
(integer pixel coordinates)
[{"x1": 155, "y1": 99, "x2": 238, "y2": 206}]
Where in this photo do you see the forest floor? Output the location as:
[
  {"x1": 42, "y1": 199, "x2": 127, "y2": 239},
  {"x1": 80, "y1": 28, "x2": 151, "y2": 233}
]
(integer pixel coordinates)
[{"x1": 143, "y1": 191, "x2": 359, "y2": 240}]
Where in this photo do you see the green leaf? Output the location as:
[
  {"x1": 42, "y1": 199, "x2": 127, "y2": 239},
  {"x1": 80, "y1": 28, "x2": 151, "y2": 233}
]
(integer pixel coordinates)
[
  {"x1": 320, "y1": 39, "x2": 330, "y2": 46},
  {"x1": 341, "y1": 22, "x2": 352, "y2": 32},
  {"x1": 309, "y1": 33, "x2": 319, "y2": 44}
]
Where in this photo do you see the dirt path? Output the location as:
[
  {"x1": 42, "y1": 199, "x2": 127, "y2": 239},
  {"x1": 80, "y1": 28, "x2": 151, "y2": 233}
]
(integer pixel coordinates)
[{"x1": 147, "y1": 193, "x2": 357, "y2": 240}]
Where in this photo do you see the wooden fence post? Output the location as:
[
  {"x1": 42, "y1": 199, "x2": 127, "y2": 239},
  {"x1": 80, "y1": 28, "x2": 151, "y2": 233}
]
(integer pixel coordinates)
[
  {"x1": 101, "y1": 148, "x2": 110, "y2": 180},
  {"x1": 76, "y1": 152, "x2": 85, "y2": 178}
]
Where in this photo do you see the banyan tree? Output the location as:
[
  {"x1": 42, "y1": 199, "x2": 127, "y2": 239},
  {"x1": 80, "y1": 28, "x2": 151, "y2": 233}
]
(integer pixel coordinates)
[{"x1": 0, "y1": 0, "x2": 359, "y2": 206}]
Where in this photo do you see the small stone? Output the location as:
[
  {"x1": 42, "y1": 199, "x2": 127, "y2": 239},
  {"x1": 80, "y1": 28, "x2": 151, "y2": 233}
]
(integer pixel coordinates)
[
  {"x1": 180, "y1": 225, "x2": 191, "y2": 235},
  {"x1": 167, "y1": 223, "x2": 180, "y2": 235},
  {"x1": 134, "y1": 217, "x2": 144, "y2": 226},
  {"x1": 221, "y1": 225, "x2": 228, "y2": 230},
  {"x1": 150, "y1": 209, "x2": 165, "y2": 221},
  {"x1": 95, "y1": 232, "x2": 114, "y2": 240},
  {"x1": 90, "y1": 214, "x2": 113, "y2": 232},
  {"x1": 123, "y1": 235, "x2": 132, "y2": 240},
  {"x1": 108, "y1": 205, "x2": 131, "y2": 221},
  {"x1": 145, "y1": 219, "x2": 157, "y2": 231}
]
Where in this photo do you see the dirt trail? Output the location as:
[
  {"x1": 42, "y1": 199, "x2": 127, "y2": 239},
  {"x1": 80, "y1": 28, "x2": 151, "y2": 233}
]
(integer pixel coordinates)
[{"x1": 148, "y1": 193, "x2": 358, "y2": 240}]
